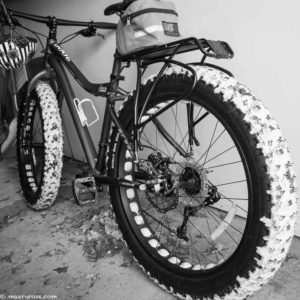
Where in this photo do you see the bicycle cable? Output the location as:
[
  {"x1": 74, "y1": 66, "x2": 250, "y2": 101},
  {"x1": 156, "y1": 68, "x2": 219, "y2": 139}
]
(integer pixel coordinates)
[
  {"x1": 18, "y1": 24, "x2": 46, "y2": 51},
  {"x1": 59, "y1": 32, "x2": 81, "y2": 45}
]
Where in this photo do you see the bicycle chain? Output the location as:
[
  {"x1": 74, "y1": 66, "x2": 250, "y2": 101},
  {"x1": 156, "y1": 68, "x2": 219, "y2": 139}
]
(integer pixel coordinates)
[{"x1": 145, "y1": 189, "x2": 179, "y2": 214}]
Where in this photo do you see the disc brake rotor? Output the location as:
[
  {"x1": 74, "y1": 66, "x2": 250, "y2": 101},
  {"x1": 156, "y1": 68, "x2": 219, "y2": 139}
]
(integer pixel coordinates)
[{"x1": 142, "y1": 157, "x2": 210, "y2": 212}]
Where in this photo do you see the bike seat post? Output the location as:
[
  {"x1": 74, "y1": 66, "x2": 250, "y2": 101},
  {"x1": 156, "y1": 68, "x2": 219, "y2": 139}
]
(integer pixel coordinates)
[{"x1": 109, "y1": 55, "x2": 123, "y2": 93}]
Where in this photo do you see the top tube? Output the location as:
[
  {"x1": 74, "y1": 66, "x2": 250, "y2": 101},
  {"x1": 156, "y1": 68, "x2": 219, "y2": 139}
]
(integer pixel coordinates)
[{"x1": 8, "y1": 9, "x2": 117, "y2": 30}]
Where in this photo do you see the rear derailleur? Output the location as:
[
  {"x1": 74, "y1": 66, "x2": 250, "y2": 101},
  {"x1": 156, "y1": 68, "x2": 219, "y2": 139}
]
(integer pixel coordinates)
[{"x1": 176, "y1": 186, "x2": 221, "y2": 241}]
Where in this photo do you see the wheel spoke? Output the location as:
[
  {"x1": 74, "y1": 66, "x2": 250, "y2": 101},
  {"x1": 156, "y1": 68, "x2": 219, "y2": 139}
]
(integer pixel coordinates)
[
  {"x1": 193, "y1": 111, "x2": 209, "y2": 127},
  {"x1": 200, "y1": 145, "x2": 236, "y2": 168},
  {"x1": 140, "y1": 134, "x2": 186, "y2": 169},
  {"x1": 171, "y1": 105, "x2": 188, "y2": 153},
  {"x1": 140, "y1": 133, "x2": 169, "y2": 158},
  {"x1": 217, "y1": 191, "x2": 248, "y2": 214},
  {"x1": 170, "y1": 107, "x2": 208, "y2": 160},
  {"x1": 187, "y1": 218, "x2": 224, "y2": 259},
  {"x1": 220, "y1": 197, "x2": 248, "y2": 201},
  {"x1": 203, "y1": 208, "x2": 221, "y2": 262},
  {"x1": 142, "y1": 209, "x2": 176, "y2": 235},
  {"x1": 196, "y1": 120, "x2": 219, "y2": 172},
  {"x1": 205, "y1": 206, "x2": 244, "y2": 236},
  {"x1": 117, "y1": 92, "x2": 255, "y2": 274},
  {"x1": 205, "y1": 207, "x2": 239, "y2": 245},
  {"x1": 203, "y1": 160, "x2": 242, "y2": 170},
  {"x1": 215, "y1": 179, "x2": 247, "y2": 187}
]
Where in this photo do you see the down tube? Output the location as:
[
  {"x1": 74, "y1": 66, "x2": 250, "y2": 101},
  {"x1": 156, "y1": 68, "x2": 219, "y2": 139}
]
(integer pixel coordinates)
[{"x1": 48, "y1": 56, "x2": 97, "y2": 168}]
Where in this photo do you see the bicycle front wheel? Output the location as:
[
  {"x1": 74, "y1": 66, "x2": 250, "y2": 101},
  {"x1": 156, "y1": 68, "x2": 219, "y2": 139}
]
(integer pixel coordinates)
[
  {"x1": 17, "y1": 81, "x2": 63, "y2": 210},
  {"x1": 108, "y1": 66, "x2": 297, "y2": 299}
]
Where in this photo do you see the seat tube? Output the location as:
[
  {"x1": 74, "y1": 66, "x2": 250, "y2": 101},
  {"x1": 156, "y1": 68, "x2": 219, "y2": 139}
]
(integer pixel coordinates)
[
  {"x1": 109, "y1": 54, "x2": 123, "y2": 92},
  {"x1": 94, "y1": 55, "x2": 123, "y2": 173}
]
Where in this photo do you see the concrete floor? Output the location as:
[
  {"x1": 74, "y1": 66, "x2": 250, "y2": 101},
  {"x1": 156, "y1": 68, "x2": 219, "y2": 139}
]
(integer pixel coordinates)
[{"x1": 0, "y1": 150, "x2": 299, "y2": 300}]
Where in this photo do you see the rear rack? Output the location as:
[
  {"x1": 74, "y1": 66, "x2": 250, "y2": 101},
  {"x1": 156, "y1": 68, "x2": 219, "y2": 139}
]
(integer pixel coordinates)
[
  {"x1": 119, "y1": 37, "x2": 234, "y2": 61},
  {"x1": 121, "y1": 37, "x2": 234, "y2": 160}
]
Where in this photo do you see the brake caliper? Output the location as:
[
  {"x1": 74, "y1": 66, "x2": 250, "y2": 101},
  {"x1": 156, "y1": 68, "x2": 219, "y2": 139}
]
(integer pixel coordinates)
[{"x1": 203, "y1": 186, "x2": 221, "y2": 206}]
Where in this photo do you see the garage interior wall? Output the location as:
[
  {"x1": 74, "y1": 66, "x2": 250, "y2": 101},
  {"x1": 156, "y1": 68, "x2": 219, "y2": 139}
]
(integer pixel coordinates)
[{"x1": 7, "y1": 0, "x2": 300, "y2": 236}]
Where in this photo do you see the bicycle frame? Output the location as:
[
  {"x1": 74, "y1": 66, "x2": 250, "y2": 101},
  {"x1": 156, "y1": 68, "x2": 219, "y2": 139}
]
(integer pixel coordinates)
[
  {"x1": 35, "y1": 43, "x2": 194, "y2": 173},
  {"x1": 5, "y1": 7, "x2": 234, "y2": 187},
  {"x1": 2, "y1": 6, "x2": 298, "y2": 300},
  {"x1": 18, "y1": 15, "x2": 191, "y2": 172},
  {"x1": 4, "y1": 12, "x2": 122, "y2": 176}
]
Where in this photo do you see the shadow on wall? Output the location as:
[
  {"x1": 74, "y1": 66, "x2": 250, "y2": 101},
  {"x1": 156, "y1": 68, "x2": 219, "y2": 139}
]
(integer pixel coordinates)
[{"x1": 6, "y1": 0, "x2": 128, "y2": 161}]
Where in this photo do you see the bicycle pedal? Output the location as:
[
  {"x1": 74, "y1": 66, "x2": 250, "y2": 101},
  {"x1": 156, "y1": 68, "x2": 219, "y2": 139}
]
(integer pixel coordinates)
[{"x1": 73, "y1": 176, "x2": 97, "y2": 205}]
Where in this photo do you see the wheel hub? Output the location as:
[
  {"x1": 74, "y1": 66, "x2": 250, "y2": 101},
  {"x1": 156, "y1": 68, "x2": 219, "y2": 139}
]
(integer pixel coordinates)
[{"x1": 179, "y1": 167, "x2": 201, "y2": 196}]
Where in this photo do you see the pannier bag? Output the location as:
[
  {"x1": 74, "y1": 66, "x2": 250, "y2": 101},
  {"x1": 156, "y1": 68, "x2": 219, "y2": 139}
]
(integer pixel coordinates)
[{"x1": 116, "y1": 0, "x2": 181, "y2": 55}]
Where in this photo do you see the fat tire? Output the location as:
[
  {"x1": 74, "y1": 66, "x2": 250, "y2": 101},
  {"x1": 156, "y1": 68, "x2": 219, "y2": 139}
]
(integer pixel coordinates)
[
  {"x1": 108, "y1": 66, "x2": 297, "y2": 299},
  {"x1": 17, "y1": 81, "x2": 63, "y2": 210}
]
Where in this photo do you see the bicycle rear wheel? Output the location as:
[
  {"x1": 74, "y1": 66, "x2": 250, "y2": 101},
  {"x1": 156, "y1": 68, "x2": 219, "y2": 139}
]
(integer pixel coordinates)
[
  {"x1": 17, "y1": 81, "x2": 63, "y2": 210},
  {"x1": 108, "y1": 66, "x2": 297, "y2": 299}
]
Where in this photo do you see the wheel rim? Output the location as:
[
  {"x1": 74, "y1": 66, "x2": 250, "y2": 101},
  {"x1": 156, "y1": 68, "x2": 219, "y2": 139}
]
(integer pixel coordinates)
[
  {"x1": 19, "y1": 96, "x2": 45, "y2": 196},
  {"x1": 117, "y1": 96, "x2": 256, "y2": 274}
]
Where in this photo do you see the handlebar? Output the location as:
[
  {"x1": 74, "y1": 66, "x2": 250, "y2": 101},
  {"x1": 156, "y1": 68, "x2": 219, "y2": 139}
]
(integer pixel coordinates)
[{"x1": 7, "y1": 9, "x2": 117, "y2": 30}]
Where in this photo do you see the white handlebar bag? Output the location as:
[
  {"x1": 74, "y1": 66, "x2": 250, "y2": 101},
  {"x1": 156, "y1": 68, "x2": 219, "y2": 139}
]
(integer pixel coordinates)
[{"x1": 116, "y1": 0, "x2": 181, "y2": 56}]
